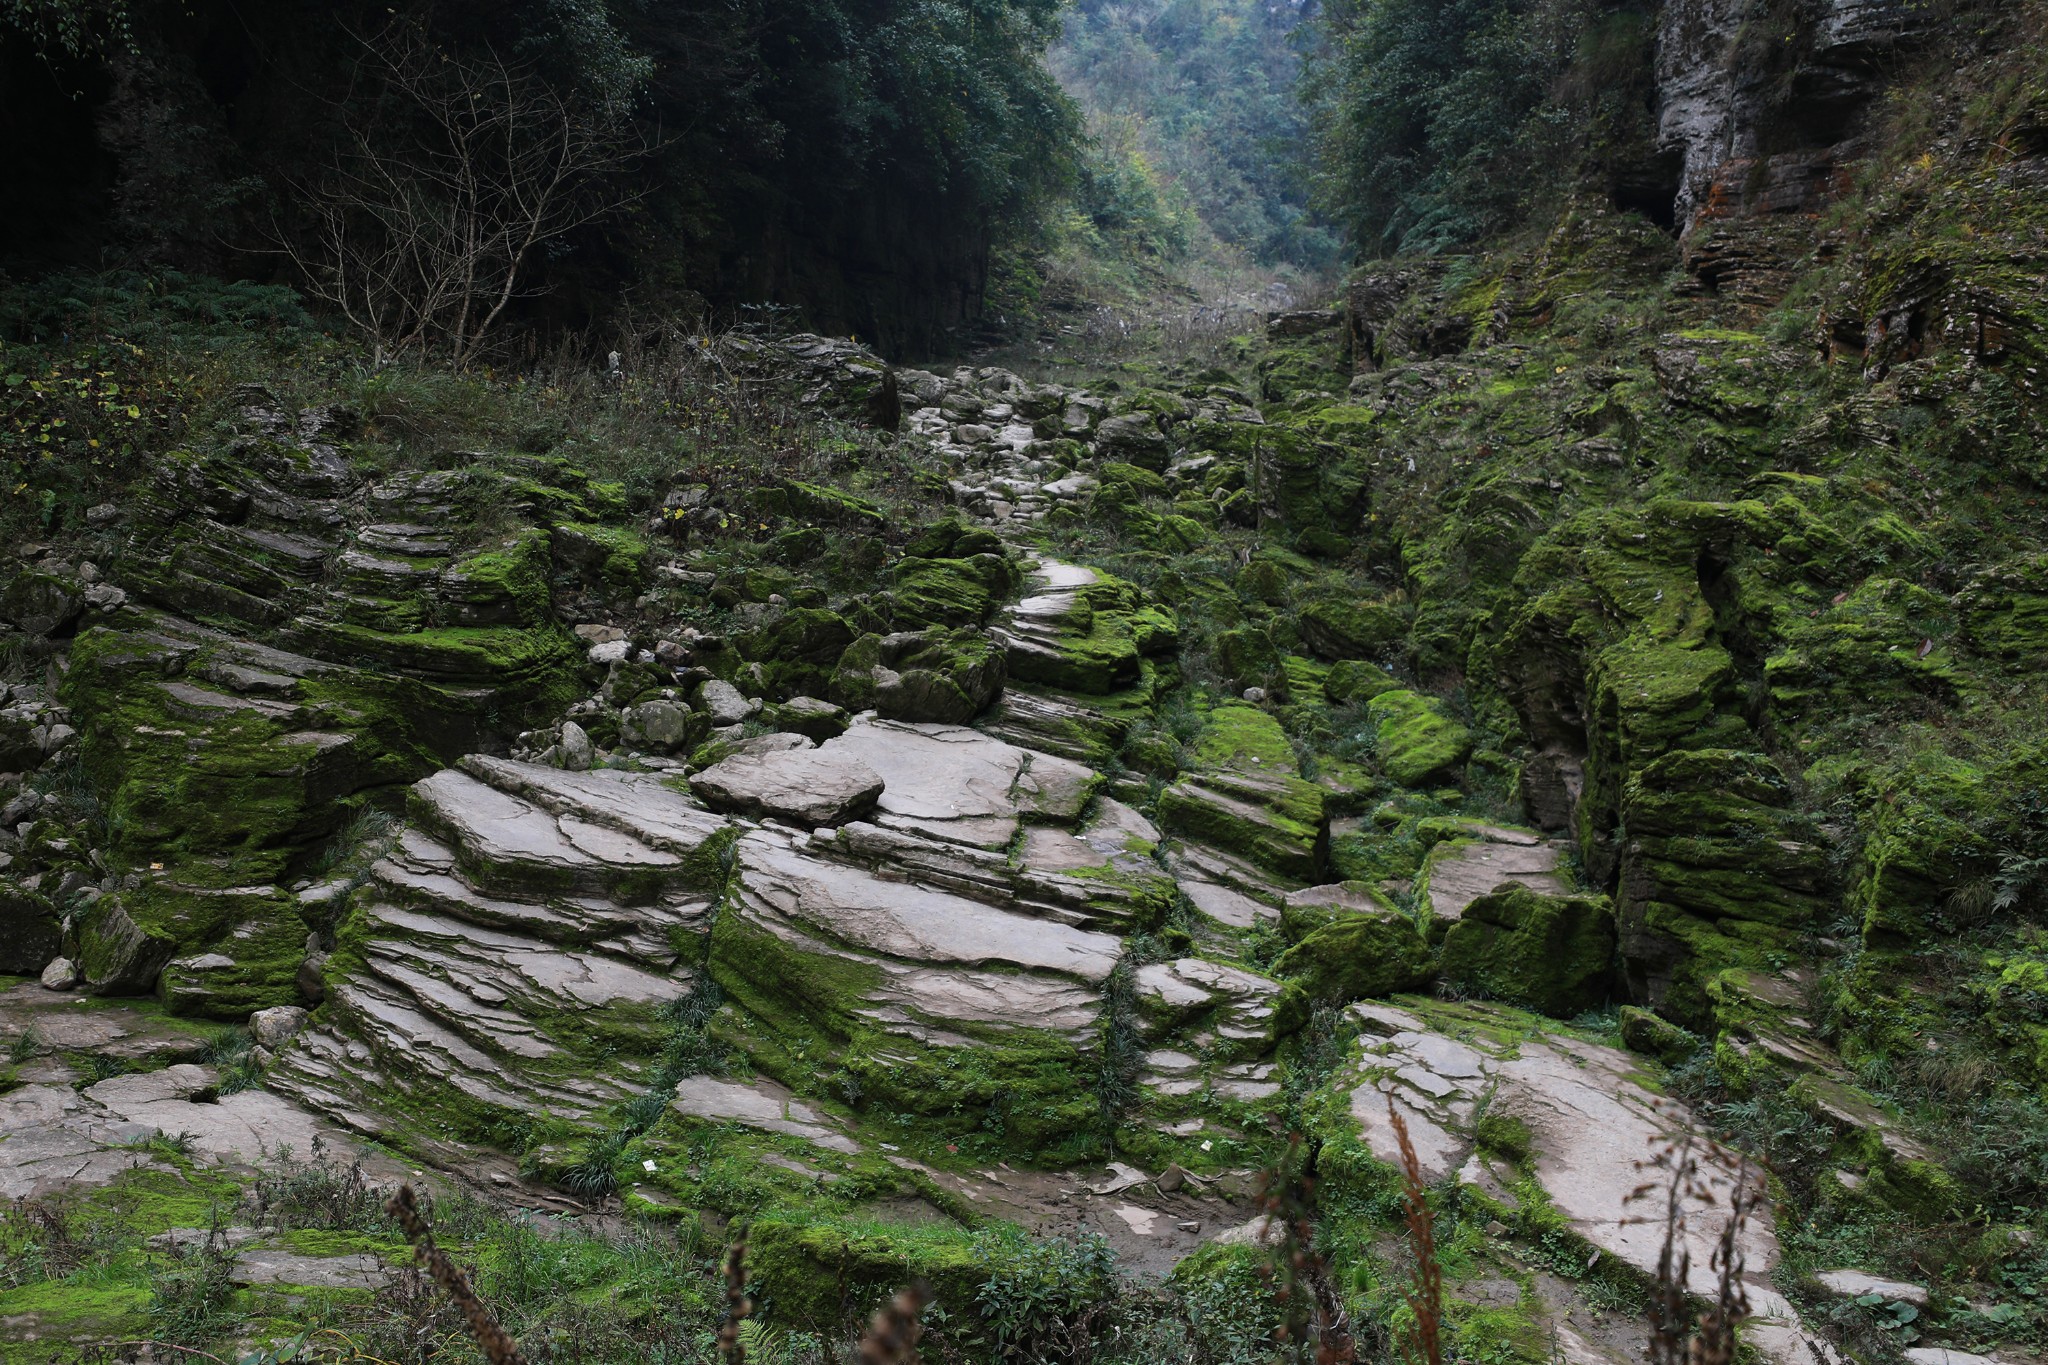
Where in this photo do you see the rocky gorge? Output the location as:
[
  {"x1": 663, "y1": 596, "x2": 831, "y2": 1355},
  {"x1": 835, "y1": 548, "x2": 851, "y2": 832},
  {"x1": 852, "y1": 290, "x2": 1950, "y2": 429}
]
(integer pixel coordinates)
[{"x1": 1, "y1": 0, "x2": 2047, "y2": 1359}]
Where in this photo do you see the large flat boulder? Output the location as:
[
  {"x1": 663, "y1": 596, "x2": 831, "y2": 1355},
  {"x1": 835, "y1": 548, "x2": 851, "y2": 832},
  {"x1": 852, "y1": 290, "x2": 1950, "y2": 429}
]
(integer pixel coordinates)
[{"x1": 689, "y1": 748, "x2": 884, "y2": 827}]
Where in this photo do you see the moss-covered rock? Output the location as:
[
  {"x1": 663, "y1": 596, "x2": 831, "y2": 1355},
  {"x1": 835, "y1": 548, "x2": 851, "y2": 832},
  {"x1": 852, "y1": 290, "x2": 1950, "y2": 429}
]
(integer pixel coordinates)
[
  {"x1": 741, "y1": 608, "x2": 858, "y2": 699},
  {"x1": 1271, "y1": 911, "x2": 1433, "y2": 1032},
  {"x1": 551, "y1": 523, "x2": 650, "y2": 596},
  {"x1": 1158, "y1": 703, "x2": 1328, "y2": 881},
  {"x1": 1299, "y1": 597, "x2": 1406, "y2": 660},
  {"x1": 886, "y1": 554, "x2": 1016, "y2": 628},
  {"x1": 830, "y1": 628, "x2": 1005, "y2": 724},
  {"x1": 747, "y1": 1218, "x2": 985, "y2": 1339},
  {"x1": 1618, "y1": 1005, "x2": 1700, "y2": 1062},
  {"x1": 1365, "y1": 690, "x2": 1472, "y2": 787},
  {"x1": 1439, "y1": 885, "x2": 1616, "y2": 1017}
]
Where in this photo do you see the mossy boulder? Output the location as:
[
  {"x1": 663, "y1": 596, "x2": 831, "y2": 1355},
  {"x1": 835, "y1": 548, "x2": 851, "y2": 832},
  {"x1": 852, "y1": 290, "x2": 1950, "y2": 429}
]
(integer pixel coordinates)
[
  {"x1": 1215, "y1": 625, "x2": 1285, "y2": 694},
  {"x1": 830, "y1": 628, "x2": 1004, "y2": 724},
  {"x1": 1440, "y1": 885, "x2": 1616, "y2": 1017},
  {"x1": 904, "y1": 517, "x2": 1006, "y2": 560},
  {"x1": 1618, "y1": 1005, "x2": 1700, "y2": 1062},
  {"x1": 769, "y1": 479, "x2": 887, "y2": 531},
  {"x1": 1300, "y1": 598, "x2": 1406, "y2": 660},
  {"x1": 740, "y1": 608, "x2": 858, "y2": 699},
  {"x1": 1271, "y1": 911, "x2": 1433, "y2": 1033},
  {"x1": 550, "y1": 523, "x2": 650, "y2": 596},
  {"x1": 748, "y1": 1219, "x2": 983, "y2": 1339},
  {"x1": 886, "y1": 554, "x2": 1016, "y2": 628},
  {"x1": 1366, "y1": 690, "x2": 1472, "y2": 787},
  {"x1": 1325, "y1": 660, "x2": 1401, "y2": 705},
  {"x1": 0, "y1": 882, "x2": 61, "y2": 974},
  {"x1": 75, "y1": 894, "x2": 178, "y2": 995},
  {"x1": 0, "y1": 568, "x2": 85, "y2": 637}
]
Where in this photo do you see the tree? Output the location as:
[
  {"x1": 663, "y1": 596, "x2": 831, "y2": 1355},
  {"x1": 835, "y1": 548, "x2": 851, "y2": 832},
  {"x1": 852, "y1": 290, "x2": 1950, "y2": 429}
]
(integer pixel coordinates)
[{"x1": 285, "y1": 19, "x2": 643, "y2": 367}]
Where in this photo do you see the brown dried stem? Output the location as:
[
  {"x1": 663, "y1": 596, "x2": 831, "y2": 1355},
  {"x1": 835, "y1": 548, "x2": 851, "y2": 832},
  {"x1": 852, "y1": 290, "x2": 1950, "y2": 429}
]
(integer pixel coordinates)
[
  {"x1": 1636, "y1": 1127, "x2": 1755, "y2": 1365},
  {"x1": 385, "y1": 1182, "x2": 526, "y2": 1365},
  {"x1": 1387, "y1": 1100, "x2": 1443, "y2": 1365},
  {"x1": 857, "y1": 1281, "x2": 932, "y2": 1365},
  {"x1": 718, "y1": 1233, "x2": 754, "y2": 1364}
]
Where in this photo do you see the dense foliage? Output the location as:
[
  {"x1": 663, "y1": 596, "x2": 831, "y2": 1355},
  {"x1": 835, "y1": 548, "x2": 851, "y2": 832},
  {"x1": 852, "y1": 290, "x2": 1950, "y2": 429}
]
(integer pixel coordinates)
[
  {"x1": 0, "y1": 0, "x2": 1082, "y2": 356},
  {"x1": 1053, "y1": 0, "x2": 1339, "y2": 269},
  {"x1": 1303, "y1": 0, "x2": 1657, "y2": 253}
]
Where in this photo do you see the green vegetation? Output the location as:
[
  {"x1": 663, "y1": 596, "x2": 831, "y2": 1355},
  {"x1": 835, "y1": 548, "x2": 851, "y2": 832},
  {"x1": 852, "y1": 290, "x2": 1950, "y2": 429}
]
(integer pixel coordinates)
[{"x1": 1053, "y1": 0, "x2": 1339, "y2": 271}]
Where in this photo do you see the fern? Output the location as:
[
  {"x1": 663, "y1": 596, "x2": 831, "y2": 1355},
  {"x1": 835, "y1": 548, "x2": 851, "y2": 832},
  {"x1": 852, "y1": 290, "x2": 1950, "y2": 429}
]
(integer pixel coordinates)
[{"x1": 736, "y1": 1318, "x2": 789, "y2": 1365}]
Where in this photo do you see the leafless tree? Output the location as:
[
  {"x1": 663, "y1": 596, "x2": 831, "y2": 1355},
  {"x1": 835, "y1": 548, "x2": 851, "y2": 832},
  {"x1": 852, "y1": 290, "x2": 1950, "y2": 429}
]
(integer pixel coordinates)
[{"x1": 286, "y1": 21, "x2": 642, "y2": 368}]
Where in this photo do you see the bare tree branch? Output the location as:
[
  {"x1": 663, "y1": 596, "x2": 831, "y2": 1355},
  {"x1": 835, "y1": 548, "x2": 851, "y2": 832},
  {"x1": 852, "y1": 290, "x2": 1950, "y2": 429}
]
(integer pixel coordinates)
[{"x1": 279, "y1": 20, "x2": 644, "y2": 367}]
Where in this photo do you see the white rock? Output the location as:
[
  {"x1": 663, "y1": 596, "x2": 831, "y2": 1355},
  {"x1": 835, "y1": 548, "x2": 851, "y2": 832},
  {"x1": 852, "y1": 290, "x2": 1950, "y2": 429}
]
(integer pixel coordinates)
[
  {"x1": 1815, "y1": 1270, "x2": 1930, "y2": 1306},
  {"x1": 39, "y1": 957, "x2": 79, "y2": 991},
  {"x1": 1903, "y1": 1352, "x2": 2007, "y2": 1365}
]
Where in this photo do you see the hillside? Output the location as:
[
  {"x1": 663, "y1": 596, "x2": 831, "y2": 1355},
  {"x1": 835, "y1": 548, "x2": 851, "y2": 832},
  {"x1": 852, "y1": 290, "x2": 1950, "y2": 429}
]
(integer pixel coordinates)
[{"x1": 1, "y1": 0, "x2": 2047, "y2": 1362}]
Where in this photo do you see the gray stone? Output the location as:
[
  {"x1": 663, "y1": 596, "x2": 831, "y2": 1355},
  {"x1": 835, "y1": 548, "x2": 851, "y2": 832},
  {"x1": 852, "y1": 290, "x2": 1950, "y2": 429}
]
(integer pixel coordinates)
[
  {"x1": 1814, "y1": 1270, "x2": 1930, "y2": 1307},
  {"x1": 690, "y1": 748, "x2": 884, "y2": 827},
  {"x1": 621, "y1": 699, "x2": 693, "y2": 750},
  {"x1": 558, "y1": 721, "x2": 595, "y2": 772},
  {"x1": 1345, "y1": 1005, "x2": 1810, "y2": 1353},
  {"x1": 249, "y1": 1005, "x2": 310, "y2": 1050},
  {"x1": 1419, "y1": 836, "x2": 1567, "y2": 921},
  {"x1": 233, "y1": 1247, "x2": 387, "y2": 1290},
  {"x1": 1902, "y1": 1350, "x2": 2007, "y2": 1365},
  {"x1": 699, "y1": 679, "x2": 753, "y2": 726},
  {"x1": 671, "y1": 1075, "x2": 858, "y2": 1153},
  {"x1": 38, "y1": 957, "x2": 78, "y2": 991}
]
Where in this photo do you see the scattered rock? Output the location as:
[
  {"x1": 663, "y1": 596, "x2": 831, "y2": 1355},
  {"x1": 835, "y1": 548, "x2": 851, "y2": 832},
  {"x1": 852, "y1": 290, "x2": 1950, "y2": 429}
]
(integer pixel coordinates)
[
  {"x1": 38, "y1": 957, "x2": 78, "y2": 991},
  {"x1": 698, "y1": 679, "x2": 754, "y2": 726}
]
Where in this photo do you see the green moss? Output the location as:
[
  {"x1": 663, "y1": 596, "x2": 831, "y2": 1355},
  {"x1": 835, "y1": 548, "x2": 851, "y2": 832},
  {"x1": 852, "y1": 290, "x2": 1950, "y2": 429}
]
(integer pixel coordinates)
[
  {"x1": 1365, "y1": 690, "x2": 1473, "y2": 787},
  {"x1": 552, "y1": 522, "x2": 651, "y2": 595},
  {"x1": 1440, "y1": 886, "x2": 1616, "y2": 1017},
  {"x1": 885, "y1": 554, "x2": 1015, "y2": 628},
  {"x1": 1617, "y1": 1006, "x2": 1699, "y2": 1062},
  {"x1": 740, "y1": 608, "x2": 857, "y2": 699},
  {"x1": 747, "y1": 1216, "x2": 983, "y2": 1338},
  {"x1": 1271, "y1": 912, "x2": 1433, "y2": 1033},
  {"x1": 442, "y1": 528, "x2": 552, "y2": 626},
  {"x1": 1299, "y1": 597, "x2": 1407, "y2": 660}
]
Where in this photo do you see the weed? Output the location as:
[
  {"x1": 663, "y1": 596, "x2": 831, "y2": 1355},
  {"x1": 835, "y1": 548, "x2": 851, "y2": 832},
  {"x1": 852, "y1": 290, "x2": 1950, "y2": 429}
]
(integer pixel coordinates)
[
  {"x1": 204, "y1": 1026, "x2": 263, "y2": 1096},
  {"x1": 146, "y1": 1207, "x2": 241, "y2": 1344},
  {"x1": 250, "y1": 1140, "x2": 387, "y2": 1232},
  {"x1": 1387, "y1": 1105, "x2": 1440, "y2": 1365},
  {"x1": 7, "y1": 1025, "x2": 43, "y2": 1064}
]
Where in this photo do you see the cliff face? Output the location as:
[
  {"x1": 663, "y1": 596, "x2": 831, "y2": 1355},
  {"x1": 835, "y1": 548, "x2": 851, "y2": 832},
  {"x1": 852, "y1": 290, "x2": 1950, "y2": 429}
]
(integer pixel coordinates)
[{"x1": 1653, "y1": 0, "x2": 1936, "y2": 294}]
